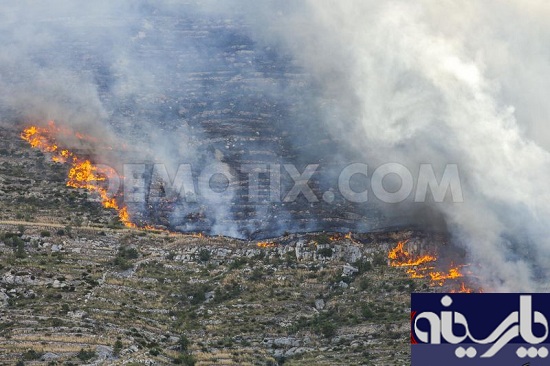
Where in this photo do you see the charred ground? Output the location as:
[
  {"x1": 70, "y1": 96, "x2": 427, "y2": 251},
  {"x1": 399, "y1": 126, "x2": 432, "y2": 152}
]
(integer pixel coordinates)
[{"x1": 0, "y1": 125, "x2": 449, "y2": 365}]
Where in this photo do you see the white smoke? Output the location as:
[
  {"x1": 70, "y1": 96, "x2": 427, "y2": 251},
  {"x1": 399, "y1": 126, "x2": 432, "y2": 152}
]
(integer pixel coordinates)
[
  {"x1": 239, "y1": 0, "x2": 550, "y2": 291},
  {"x1": 3, "y1": 0, "x2": 550, "y2": 290}
]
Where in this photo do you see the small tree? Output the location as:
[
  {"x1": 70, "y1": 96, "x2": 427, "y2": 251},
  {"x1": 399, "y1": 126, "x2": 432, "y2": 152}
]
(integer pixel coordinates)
[
  {"x1": 198, "y1": 249, "x2": 211, "y2": 262},
  {"x1": 113, "y1": 246, "x2": 140, "y2": 270},
  {"x1": 22, "y1": 349, "x2": 42, "y2": 361},
  {"x1": 14, "y1": 240, "x2": 26, "y2": 259},
  {"x1": 319, "y1": 321, "x2": 336, "y2": 338},
  {"x1": 113, "y1": 339, "x2": 123, "y2": 356},
  {"x1": 362, "y1": 304, "x2": 375, "y2": 320},
  {"x1": 178, "y1": 334, "x2": 190, "y2": 352},
  {"x1": 317, "y1": 247, "x2": 333, "y2": 258},
  {"x1": 173, "y1": 353, "x2": 196, "y2": 365},
  {"x1": 76, "y1": 348, "x2": 96, "y2": 361}
]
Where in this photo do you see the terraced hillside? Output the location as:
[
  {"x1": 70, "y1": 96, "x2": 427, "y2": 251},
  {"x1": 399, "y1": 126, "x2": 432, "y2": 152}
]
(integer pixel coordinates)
[{"x1": 0, "y1": 125, "x2": 440, "y2": 365}]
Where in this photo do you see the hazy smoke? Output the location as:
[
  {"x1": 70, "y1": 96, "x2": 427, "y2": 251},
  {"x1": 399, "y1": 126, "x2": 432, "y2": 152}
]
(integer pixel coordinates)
[
  {"x1": 2, "y1": 1, "x2": 550, "y2": 290},
  {"x1": 238, "y1": 0, "x2": 550, "y2": 291}
]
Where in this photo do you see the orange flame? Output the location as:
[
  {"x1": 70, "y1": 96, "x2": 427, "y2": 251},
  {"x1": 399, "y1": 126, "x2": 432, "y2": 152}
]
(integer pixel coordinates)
[
  {"x1": 388, "y1": 240, "x2": 437, "y2": 267},
  {"x1": 257, "y1": 242, "x2": 277, "y2": 248},
  {"x1": 330, "y1": 232, "x2": 357, "y2": 243},
  {"x1": 21, "y1": 122, "x2": 135, "y2": 228},
  {"x1": 387, "y1": 240, "x2": 480, "y2": 292},
  {"x1": 428, "y1": 265, "x2": 464, "y2": 286},
  {"x1": 451, "y1": 282, "x2": 474, "y2": 293}
]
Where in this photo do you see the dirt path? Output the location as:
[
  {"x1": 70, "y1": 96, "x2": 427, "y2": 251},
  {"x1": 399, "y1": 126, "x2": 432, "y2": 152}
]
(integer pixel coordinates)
[{"x1": 0, "y1": 220, "x2": 116, "y2": 231}]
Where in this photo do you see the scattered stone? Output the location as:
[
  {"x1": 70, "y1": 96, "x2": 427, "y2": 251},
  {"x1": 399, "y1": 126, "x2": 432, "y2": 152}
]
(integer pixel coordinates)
[
  {"x1": 51, "y1": 244, "x2": 63, "y2": 252},
  {"x1": 96, "y1": 345, "x2": 114, "y2": 360},
  {"x1": 0, "y1": 291, "x2": 8, "y2": 307},
  {"x1": 342, "y1": 264, "x2": 359, "y2": 276},
  {"x1": 315, "y1": 299, "x2": 325, "y2": 310},
  {"x1": 41, "y1": 352, "x2": 59, "y2": 361}
]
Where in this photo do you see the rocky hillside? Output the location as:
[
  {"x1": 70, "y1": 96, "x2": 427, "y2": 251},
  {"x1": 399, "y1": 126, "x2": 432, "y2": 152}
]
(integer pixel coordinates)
[{"x1": 0, "y1": 125, "x2": 444, "y2": 365}]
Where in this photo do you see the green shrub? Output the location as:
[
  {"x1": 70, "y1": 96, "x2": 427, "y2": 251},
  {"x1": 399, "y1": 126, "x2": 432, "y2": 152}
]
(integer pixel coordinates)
[
  {"x1": 173, "y1": 353, "x2": 196, "y2": 365},
  {"x1": 354, "y1": 259, "x2": 373, "y2": 273},
  {"x1": 362, "y1": 304, "x2": 376, "y2": 320},
  {"x1": 113, "y1": 246, "x2": 140, "y2": 270},
  {"x1": 358, "y1": 277, "x2": 370, "y2": 291},
  {"x1": 249, "y1": 268, "x2": 263, "y2": 281},
  {"x1": 119, "y1": 246, "x2": 139, "y2": 259},
  {"x1": 22, "y1": 349, "x2": 42, "y2": 361},
  {"x1": 113, "y1": 339, "x2": 123, "y2": 356},
  {"x1": 316, "y1": 234, "x2": 331, "y2": 244},
  {"x1": 198, "y1": 249, "x2": 211, "y2": 262},
  {"x1": 319, "y1": 321, "x2": 336, "y2": 338},
  {"x1": 372, "y1": 253, "x2": 387, "y2": 267},
  {"x1": 15, "y1": 241, "x2": 26, "y2": 259},
  {"x1": 229, "y1": 257, "x2": 247, "y2": 269},
  {"x1": 76, "y1": 348, "x2": 96, "y2": 361},
  {"x1": 317, "y1": 247, "x2": 333, "y2": 258},
  {"x1": 179, "y1": 334, "x2": 191, "y2": 351}
]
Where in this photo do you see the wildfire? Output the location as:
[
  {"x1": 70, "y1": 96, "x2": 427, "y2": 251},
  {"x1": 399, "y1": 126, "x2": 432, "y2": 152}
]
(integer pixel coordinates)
[
  {"x1": 257, "y1": 242, "x2": 277, "y2": 248},
  {"x1": 329, "y1": 232, "x2": 358, "y2": 243},
  {"x1": 388, "y1": 240, "x2": 437, "y2": 267},
  {"x1": 428, "y1": 266, "x2": 463, "y2": 285},
  {"x1": 451, "y1": 282, "x2": 474, "y2": 294},
  {"x1": 21, "y1": 122, "x2": 135, "y2": 228},
  {"x1": 388, "y1": 240, "x2": 479, "y2": 292}
]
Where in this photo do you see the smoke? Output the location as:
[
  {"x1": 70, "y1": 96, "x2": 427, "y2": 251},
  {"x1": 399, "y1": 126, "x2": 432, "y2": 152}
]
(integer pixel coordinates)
[
  {"x1": 235, "y1": 0, "x2": 550, "y2": 291},
  {"x1": 2, "y1": 1, "x2": 550, "y2": 290}
]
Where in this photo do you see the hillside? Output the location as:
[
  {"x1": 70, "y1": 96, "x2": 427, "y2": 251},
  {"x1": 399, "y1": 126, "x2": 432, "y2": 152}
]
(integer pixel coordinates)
[{"x1": 0, "y1": 125, "x2": 437, "y2": 365}]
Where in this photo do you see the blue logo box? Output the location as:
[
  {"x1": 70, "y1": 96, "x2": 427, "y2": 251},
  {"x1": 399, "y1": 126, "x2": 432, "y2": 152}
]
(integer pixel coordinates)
[{"x1": 411, "y1": 293, "x2": 550, "y2": 365}]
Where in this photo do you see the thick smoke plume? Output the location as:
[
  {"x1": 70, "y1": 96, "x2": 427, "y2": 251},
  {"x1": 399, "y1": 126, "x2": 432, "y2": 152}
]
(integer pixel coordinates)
[
  {"x1": 242, "y1": 0, "x2": 550, "y2": 291},
  {"x1": 2, "y1": 1, "x2": 550, "y2": 291}
]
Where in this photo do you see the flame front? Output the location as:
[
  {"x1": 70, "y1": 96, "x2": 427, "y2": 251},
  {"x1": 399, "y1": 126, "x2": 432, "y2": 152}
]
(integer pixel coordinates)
[
  {"x1": 21, "y1": 122, "x2": 135, "y2": 228},
  {"x1": 451, "y1": 282, "x2": 474, "y2": 294},
  {"x1": 329, "y1": 232, "x2": 358, "y2": 244},
  {"x1": 388, "y1": 240, "x2": 437, "y2": 267},
  {"x1": 388, "y1": 240, "x2": 478, "y2": 292}
]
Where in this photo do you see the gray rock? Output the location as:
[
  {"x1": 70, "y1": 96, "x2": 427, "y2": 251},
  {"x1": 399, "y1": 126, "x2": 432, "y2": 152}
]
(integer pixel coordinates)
[
  {"x1": 205, "y1": 291, "x2": 215, "y2": 303},
  {"x1": 272, "y1": 349, "x2": 284, "y2": 358},
  {"x1": 285, "y1": 347, "x2": 309, "y2": 357},
  {"x1": 41, "y1": 352, "x2": 59, "y2": 361},
  {"x1": 273, "y1": 337, "x2": 300, "y2": 348},
  {"x1": 68, "y1": 310, "x2": 87, "y2": 319},
  {"x1": 129, "y1": 345, "x2": 139, "y2": 353},
  {"x1": 96, "y1": 345, "x2": 114, "y2": 360},
  {"x1": 22, "y1": 289, "x2": 35, "y2": 298},
  {"x1": 315, "y1": 299, "x2": 325, "y2": 310},
  {"x1": 343, "y1": 245, "x2": 363, "y2": 263},
  {"x1": 51, "y1": 244, "x2": 63, "y2": 252},
  {"x1": 52, "y1": 279, "x2": 65, "y2": 288},
  {"x1": 342, "y1": 264, "x2": 359, "y2": 276},
  {"x1": 0, "y1": 291, "x2": 8, "y2": 307}
]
